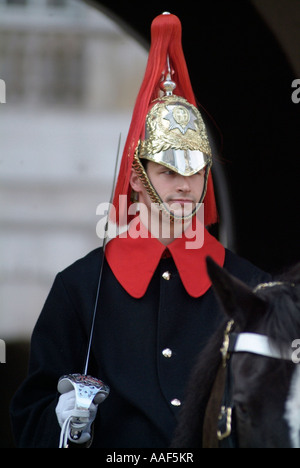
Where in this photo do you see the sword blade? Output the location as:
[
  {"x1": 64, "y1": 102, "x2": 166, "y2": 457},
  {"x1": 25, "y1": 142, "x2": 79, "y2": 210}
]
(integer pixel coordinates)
[{"x1": 83, "y1": 133, "x2": 122, "y2": 375}]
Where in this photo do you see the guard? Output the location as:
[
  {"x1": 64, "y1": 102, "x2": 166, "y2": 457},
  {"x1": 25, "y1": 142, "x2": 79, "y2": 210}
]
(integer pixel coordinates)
[{"x1": 10, "y1": 13, "x2": 270, "y2": 448}]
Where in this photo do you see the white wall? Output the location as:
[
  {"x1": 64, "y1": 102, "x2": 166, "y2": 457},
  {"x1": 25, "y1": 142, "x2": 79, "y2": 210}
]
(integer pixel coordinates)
[{"x1": 0, "y1": 0, "x2": 147, "y2": 339}]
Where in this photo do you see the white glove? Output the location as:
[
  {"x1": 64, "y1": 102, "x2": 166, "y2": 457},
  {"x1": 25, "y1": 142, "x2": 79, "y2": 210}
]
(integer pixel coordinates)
[{"x1": 56, "y1": 390, "x2": 98, "y2": 446}]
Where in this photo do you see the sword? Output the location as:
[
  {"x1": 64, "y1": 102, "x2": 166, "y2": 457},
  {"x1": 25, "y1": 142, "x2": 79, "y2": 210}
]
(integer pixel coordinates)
[
  {"x1": 57, "y1": 134, "x2": 122, "y2": 447},
  {"x1": 83, "y1": 132, "x2": 121, "y2": 375}
]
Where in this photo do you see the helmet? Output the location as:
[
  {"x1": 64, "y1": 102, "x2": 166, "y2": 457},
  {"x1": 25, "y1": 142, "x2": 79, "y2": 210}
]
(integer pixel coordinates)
[
  {"x1": 112, "y1": 13, "x2": 217, "y2": 226},
  {"x1": 139, "y1": 95, "x2": 212, "y2": 176}
]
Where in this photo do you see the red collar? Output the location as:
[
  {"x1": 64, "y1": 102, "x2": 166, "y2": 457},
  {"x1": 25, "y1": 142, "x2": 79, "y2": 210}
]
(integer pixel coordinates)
[{"x1": 105, "y1": 217, "x2": 225, "y2": 298}]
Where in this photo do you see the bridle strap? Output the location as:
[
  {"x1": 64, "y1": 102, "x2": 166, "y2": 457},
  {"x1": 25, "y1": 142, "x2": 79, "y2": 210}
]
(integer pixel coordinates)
[
  {"x1": 217, "y1": 362, "x2": 238, "y2": 448},
  {"x1": 230, "y1": 332, "x2": 293, "y2": 361},
  {"x1": 217, "y1": 322, "x2": 295, "y2": 448}
]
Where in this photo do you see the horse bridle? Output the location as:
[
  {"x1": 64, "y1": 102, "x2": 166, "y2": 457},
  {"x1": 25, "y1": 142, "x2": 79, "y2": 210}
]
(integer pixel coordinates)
[{"x1": 217, "y1": 318, "x2": 295, "y2": 448}]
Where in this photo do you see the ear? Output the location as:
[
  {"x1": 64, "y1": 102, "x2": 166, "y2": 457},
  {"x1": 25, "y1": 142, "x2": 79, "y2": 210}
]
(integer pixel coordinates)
[
  {"x1": 206, "y1": 256, "x2": 267, "y2": 331},
  {"x1": 129, "y1": 169, "x2": 143, "y2": 193}
]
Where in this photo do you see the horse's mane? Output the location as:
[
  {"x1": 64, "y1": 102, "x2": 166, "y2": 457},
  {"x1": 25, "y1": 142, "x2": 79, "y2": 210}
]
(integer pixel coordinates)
[
  {"x1": 171, "y1": 319, "x2": 226, "y2": 448},
  {"x1": 256, "y1": 267, "x2": 300, "y2": 347}
]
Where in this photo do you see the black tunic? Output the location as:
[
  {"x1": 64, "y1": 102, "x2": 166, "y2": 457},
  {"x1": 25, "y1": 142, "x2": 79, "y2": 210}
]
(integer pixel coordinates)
[{"x1": 10, "y1": 247, "x2": 270, "y2": 448}]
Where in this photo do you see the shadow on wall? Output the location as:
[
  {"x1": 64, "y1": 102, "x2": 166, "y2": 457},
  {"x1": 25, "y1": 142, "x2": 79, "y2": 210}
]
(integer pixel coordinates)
[{"x1": 0, "y1": 341, "x2": 30, "y2": 448}]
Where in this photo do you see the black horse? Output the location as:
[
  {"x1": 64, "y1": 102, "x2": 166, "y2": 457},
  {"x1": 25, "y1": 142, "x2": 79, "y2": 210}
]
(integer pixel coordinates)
[{"x1": 172, "y1": 257, "x2": 300, "y2": 448}]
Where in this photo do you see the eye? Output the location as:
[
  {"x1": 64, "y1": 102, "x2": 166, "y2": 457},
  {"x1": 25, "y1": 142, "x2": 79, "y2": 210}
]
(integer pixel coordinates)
[{"x1": 163, "y1": 170, "x2": 176, "y2": 176}]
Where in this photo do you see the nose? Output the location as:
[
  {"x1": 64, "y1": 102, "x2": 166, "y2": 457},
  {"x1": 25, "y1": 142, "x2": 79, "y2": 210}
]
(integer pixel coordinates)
[{"x1": 176, "y1": 175, "x2": 191, "y2": 193}]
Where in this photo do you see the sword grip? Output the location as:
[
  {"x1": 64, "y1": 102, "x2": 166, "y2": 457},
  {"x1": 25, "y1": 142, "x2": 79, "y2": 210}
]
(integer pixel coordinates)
[
  {"x1": 57, "y1": 373, "x2": 110, "y2": 409},
  {"x1": 69, "y1": 409, "x2": 90, "y2": 441},
  {"x1": 57, "y1": 374, "x2": 109, "y2": 447}
]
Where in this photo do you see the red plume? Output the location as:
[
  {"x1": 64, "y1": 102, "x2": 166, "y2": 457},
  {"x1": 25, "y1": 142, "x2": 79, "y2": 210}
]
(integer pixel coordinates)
[{"x1": 112, "y1": 13, "x2": 218, "y2": 226}]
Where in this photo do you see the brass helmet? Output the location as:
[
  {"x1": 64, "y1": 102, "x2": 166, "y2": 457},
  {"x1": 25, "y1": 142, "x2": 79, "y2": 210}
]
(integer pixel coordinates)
[
  {"x1": 132, "y1": 71, "x2": 213, "y2": 220},
  {"x1": 139, "y1": 95, "x2": 212, "y2": 176},
  {"x1": 113, "y1": 13, "x2": 217, "y2": 226}
]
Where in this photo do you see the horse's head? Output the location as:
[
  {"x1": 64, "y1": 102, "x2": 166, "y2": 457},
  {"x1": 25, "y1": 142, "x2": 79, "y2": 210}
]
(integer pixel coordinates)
[{"x1": 206, "y1": 257, "x2": 300, "y2": 448}]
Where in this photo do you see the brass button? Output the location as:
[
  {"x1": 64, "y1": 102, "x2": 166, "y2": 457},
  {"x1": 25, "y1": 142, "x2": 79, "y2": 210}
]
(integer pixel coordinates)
[
  {"x1": 171, "y1": 398, "x2": 181, "y2": 407},
  {"x1": 162, "y1": 271, "x2": 171, "y2": 281},
  {"x1": 162, "y1": 348, "x2": 173, "y2": 358}
]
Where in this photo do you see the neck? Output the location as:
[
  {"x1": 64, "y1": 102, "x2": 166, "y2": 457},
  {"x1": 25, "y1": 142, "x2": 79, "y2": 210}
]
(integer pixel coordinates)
[{"x1": 138, "y1": 205, "x2": 192, "y2": 246}]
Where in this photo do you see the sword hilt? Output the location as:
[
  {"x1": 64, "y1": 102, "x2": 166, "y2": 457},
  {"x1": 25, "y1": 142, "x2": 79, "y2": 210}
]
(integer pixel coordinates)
[
  {"x1": 58, "y1": 373, "x2": 110, "y2": 408},
  {"x1": 57, "y1": 373, "x2": 110, "y2": 444}
]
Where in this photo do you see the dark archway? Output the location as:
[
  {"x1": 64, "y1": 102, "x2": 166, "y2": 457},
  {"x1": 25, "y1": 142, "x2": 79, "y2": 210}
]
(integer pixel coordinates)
[{"x1": 87, "y1": 0, "x2": 300, "y2": 273}]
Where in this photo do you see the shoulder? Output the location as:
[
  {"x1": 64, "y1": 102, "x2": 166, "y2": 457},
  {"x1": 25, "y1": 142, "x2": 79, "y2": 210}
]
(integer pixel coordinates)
[
  {"x1": 60, "y1": 247, "x2": 103, "y2": 277},
  {"x1": 45, "y1": 247, "x2": 105, "y2": 319},
  {"x1": 57, "y1": 247, "x2": 104, "y2": 293},
  {"x1": 224, "y1": 249, "x2": 272, "y2": 288}
]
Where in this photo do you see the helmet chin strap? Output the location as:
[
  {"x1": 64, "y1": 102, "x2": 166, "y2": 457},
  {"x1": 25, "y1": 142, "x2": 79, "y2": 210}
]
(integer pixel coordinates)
[{"x1": 132, "y1": 152, "x2": 211, "y2": 223}]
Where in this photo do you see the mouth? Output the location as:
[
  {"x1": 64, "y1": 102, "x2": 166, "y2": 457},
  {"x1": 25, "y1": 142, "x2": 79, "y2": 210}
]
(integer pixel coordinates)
[{"x1": 168, "y1": 199, "x2": 195, "y2": 207}]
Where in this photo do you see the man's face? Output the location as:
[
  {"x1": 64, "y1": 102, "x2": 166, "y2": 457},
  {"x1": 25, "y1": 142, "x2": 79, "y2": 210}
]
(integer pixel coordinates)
[{"x1": 131, "y1": 161, "x2": 205, "y2": 220}]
